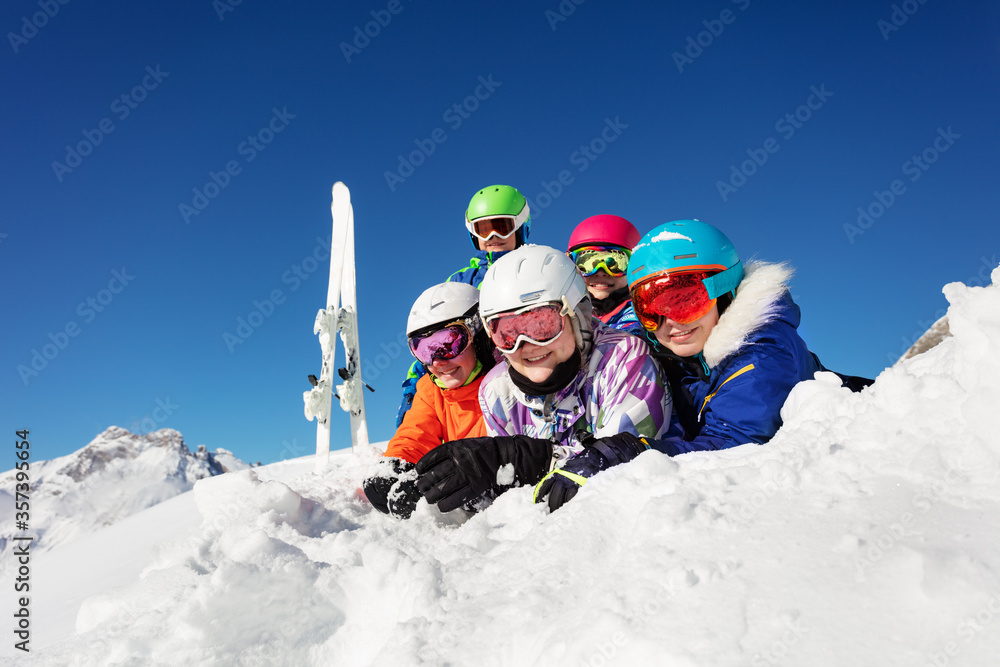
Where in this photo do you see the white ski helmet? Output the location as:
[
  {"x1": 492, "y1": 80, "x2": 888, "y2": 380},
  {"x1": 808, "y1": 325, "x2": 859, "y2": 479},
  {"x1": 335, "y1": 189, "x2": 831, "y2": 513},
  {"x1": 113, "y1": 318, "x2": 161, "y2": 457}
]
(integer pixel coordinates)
[
  {"x1": 478, "y1": 244, "x2": 595, "y2": 356},
  {"x1": 407, "y1": 282, "x2": 481, "y2": 337},
  {"x1": 478, "y1": 244, "x2": 587, "y2": 320}
]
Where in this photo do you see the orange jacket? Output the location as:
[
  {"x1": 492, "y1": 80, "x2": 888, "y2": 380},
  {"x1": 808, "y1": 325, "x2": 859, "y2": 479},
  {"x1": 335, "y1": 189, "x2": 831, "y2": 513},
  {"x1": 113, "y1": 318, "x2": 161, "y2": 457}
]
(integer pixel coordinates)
[{"x1": 384, "y1": 373, "x2": 487, "y2": 465}]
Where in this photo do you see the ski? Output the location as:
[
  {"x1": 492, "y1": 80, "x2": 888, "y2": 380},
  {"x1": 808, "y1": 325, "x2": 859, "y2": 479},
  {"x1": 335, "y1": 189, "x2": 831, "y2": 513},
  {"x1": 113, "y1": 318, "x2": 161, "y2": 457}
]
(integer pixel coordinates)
[{"x1": 303, "y1": 182, "x2": 370, "y2": 471}]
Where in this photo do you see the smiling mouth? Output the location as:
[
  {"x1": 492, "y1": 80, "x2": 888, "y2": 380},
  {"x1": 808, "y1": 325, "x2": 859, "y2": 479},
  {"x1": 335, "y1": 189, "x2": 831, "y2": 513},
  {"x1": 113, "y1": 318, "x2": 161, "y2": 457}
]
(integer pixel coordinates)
[
  {"x1": 523, "y1": 351, "x2": 550, "y2": 363},
  {"x1": 671, "y1": 329, "x2": 695, "y2": 339}
]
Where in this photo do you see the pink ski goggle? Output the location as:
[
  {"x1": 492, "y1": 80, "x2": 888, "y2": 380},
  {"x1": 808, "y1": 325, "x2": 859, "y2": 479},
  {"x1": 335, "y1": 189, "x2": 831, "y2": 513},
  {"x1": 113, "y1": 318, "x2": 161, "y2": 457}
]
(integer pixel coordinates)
[
  {"x1": 485, "y1": 302, "x2": 568, "y2": 354},
  {"x1": 408, "y1": 323, "x2": 472, "y2": 365}
]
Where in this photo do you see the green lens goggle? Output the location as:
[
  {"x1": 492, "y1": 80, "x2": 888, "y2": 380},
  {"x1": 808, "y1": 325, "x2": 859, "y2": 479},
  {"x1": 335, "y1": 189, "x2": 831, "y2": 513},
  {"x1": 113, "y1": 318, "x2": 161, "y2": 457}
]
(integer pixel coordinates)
[{"x1": 568, "y1": 245, "x2": 631, "y2": 277}]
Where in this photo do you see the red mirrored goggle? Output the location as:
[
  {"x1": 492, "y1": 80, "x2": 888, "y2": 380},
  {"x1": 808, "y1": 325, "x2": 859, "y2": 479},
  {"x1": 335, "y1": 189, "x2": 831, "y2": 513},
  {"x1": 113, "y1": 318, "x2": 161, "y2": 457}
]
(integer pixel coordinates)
[
  {"x1": 485, "y1": 302, "x2": 568, "y2": 354},
  {"x1": 630, "y1": 271, "x2": 716, "y2": 329},
  {"x1": 408, "y1": 323, "x2": 472, "y2": 364},
  {"x1": 470, "y1": 216, "x2": 517, "y2": 242}
]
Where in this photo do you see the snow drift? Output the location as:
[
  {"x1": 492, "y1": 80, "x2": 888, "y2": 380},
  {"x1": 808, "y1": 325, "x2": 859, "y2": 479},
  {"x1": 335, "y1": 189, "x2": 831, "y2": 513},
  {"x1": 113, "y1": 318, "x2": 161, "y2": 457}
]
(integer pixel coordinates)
[{"x1": 19, "y1": 266, "x2": 1000, "y2": 666}]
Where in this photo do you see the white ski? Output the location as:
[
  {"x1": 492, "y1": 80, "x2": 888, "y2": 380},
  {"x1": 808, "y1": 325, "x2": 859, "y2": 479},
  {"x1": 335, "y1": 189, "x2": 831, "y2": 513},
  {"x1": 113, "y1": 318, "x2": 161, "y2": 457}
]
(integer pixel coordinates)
[{"x1": 303, "y1": 182, "x2": 370, "y2": 471}]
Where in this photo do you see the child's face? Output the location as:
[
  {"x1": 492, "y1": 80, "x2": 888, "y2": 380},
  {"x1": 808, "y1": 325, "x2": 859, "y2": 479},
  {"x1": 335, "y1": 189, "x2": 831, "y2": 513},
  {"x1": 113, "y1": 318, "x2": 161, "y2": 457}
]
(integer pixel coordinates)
[
  {"x1": 478, "y1": 233, "x2": 517, "y2": 253},
  {"x1": 427, "y1": 344, "x2": 478, "y2": 389},
  {"x1": 584, "y1": 269, "x2": 628, "y2": 300},
  {"x1": 503, "y1": 314, "x2": 576, "y2": 384},
  {"x1": 654, "y1": 303, "x2": 720, "y2": 357}
]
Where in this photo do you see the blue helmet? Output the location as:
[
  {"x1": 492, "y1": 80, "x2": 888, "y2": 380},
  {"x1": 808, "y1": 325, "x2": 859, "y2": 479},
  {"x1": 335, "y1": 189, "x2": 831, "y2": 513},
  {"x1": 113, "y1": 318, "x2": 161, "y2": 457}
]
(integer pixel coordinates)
[{"x1": 628, "y1": 220, "x2": 744, "y2": 299}]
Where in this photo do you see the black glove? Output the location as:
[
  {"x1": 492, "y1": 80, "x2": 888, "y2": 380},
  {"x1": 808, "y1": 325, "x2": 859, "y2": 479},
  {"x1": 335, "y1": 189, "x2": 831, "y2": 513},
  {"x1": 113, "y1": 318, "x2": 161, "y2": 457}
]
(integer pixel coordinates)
[
  {"x1": 363, "y1": 458, "x2": 421, "y2": 519},
  {"x1": 416, "y1": 436, "x2": 553, "y2": 513},
  {"x1": 534, "y1": 433, "x2": 650, "y2": 512}
]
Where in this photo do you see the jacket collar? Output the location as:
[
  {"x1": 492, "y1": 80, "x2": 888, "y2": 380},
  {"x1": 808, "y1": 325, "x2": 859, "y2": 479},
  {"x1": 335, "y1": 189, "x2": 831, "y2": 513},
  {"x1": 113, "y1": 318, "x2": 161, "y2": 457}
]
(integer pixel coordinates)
[{"x1": 702, "y1": 260, "x2": 794, "y2": 369}]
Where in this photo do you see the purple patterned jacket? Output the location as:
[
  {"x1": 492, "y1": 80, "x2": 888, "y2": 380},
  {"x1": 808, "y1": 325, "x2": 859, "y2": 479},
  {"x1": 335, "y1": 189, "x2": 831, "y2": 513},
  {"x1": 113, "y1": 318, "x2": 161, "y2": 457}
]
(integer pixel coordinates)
[{"x1": 478, "y1": 320, "x2": 673, "y2": 464}]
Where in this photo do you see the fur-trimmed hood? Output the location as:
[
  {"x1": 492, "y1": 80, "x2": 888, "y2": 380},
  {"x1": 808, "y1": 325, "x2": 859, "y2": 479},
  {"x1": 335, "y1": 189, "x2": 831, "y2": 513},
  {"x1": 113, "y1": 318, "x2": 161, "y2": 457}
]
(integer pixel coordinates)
[{"x1": 702, "y1": 260, "x2": 797, "y2": 369}]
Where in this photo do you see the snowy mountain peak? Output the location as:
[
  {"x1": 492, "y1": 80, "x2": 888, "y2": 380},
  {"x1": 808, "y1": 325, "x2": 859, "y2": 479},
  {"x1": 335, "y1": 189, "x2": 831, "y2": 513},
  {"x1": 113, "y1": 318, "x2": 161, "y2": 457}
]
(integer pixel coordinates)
[
  {"x1": 0, "y1": 426, "x2": 251, "y2": 566},
  {"x1": 55, "y1": 426, "x2": 247, "y2": 484}
]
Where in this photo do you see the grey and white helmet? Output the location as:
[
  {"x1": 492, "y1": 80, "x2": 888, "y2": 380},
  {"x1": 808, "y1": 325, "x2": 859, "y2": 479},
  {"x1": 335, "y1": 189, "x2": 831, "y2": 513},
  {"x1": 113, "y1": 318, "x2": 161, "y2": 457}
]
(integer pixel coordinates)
[{"x1": 406, "y1": 282, "x2": 481, "y2": 337}]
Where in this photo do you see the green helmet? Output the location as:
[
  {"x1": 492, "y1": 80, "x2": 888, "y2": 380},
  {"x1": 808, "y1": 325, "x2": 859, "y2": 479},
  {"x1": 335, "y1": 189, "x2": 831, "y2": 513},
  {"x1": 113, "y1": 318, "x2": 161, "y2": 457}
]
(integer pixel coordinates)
[{"x1": 464, "y1": 184, "x2": 531, "y2": 249}]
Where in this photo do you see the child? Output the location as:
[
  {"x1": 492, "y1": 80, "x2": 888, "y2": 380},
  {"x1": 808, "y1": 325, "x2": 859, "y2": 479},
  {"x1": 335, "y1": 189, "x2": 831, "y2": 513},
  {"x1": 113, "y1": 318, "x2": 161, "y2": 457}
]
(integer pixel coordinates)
[
  {"x1": 567, "y1": 214, "x2": 644, "y2": 335},
  {"x1": 395, "y1": 184, "x2": 530, "y2": 426},
  {"x1": 626, "y1": 219, "x2": 838, "y2": 453},
  {"x1": 363, "y1": 282, "x2": 496, "y2": 519},
  {"x1": 415, "y1": 244, "x2": 672, "y2": 512}
]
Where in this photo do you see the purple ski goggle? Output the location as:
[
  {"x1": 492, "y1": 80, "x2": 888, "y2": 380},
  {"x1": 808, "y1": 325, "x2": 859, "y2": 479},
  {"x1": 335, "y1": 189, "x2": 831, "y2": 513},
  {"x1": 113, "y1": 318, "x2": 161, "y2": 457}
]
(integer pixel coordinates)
[{"x1": 408, "y1": 323, "x2": 473, "y2": 365}]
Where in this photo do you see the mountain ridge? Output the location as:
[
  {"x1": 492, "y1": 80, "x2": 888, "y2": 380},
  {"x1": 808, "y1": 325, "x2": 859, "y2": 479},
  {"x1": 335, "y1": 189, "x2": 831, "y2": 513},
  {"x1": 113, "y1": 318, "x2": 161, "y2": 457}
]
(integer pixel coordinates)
[{"x1": 0, "y1": 426, "x2": 250, "y2": 567}]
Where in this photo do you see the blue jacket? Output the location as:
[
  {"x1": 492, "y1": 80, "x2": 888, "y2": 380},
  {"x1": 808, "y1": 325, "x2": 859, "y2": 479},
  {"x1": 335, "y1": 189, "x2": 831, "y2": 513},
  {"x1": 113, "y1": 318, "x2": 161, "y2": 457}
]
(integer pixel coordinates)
[
  {"x1": 596, "y1": 298, "x2": 644, "y2": 336},
  {"x1": 394, "y1": 248, "x2": 513, "y2": 427},
  {"x1": 649, "y1": 261, "x2": 823, "y2": 455}
]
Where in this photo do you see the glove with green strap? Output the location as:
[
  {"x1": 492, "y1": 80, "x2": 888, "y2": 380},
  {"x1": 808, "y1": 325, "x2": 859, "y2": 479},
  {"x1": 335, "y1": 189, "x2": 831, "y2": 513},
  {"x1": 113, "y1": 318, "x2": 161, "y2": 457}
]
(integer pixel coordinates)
[{"x1": 534, "y1": 432, "x2": 651, "y2": 512}]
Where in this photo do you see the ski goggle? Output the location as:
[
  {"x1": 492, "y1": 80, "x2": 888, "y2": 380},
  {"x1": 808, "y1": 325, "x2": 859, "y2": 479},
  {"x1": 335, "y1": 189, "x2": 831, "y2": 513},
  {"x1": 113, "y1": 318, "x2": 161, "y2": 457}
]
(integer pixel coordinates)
[
  {"x1": 631, "y1": 271, "x2": 717, "y2": 329},
  {"x1": 469, "y1": 216, "x2": 517, "y2": 242},
  {"x1": 568, "y1": 245, "x2": 631, "y2": 277},
  {"x1": 408, "y1": 323, "x2": 473, "y2": 365},
  {"x1": 485, "y1": 301, "x2": 569, "y2": 354}
]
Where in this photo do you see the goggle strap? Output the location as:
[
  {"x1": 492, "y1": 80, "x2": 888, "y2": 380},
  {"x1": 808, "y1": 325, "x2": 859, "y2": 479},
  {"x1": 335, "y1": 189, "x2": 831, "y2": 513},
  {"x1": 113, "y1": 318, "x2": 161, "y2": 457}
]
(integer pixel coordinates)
[
  {"x1": 563, "y1": 295, "x2": 583, "y2": 351},
  {"x1": 702, "y1": 261, "x2": 744, "y2": 300}
]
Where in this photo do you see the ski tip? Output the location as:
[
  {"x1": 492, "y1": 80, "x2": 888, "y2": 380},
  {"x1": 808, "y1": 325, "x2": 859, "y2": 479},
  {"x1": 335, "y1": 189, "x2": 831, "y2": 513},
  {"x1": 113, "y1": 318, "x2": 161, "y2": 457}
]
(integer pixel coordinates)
[{"x1": 332, "y1": 181, "x2": 349, "y2": 195}]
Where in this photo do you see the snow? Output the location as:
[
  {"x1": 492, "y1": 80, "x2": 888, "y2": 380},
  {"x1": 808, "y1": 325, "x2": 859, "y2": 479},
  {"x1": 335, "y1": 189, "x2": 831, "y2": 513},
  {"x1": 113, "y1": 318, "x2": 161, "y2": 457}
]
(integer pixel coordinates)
[
  {"x1": 632, "y1": 229, "x2": 693, "y2": 251},
  {"x1": 7, "y1": 266, "x2": 1000, "y2": 666}
]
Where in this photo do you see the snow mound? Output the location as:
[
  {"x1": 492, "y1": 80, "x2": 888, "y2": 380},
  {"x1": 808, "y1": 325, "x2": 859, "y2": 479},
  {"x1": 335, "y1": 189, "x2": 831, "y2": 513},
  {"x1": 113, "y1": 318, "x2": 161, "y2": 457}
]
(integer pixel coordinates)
[
  {"x1": 0, "y1": 427, "x2": 250, "y2": 567},
  {"x1": 28, "y1": 266, "x2": 1000, "y2": 666}
]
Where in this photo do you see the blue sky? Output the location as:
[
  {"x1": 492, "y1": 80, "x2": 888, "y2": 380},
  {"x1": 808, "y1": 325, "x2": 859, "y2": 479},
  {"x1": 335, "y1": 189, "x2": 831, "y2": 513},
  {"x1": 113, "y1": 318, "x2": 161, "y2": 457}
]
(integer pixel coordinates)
[{"x1": 3, "y1": 0, "x2": 998, "y2": 466}]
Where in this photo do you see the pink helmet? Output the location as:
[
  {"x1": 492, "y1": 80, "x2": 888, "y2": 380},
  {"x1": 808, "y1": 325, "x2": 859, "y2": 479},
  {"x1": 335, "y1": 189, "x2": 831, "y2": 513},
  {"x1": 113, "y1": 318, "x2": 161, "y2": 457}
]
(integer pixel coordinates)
[{"x1": 567, "y1": 214, "x2": 642, "y2": 252}]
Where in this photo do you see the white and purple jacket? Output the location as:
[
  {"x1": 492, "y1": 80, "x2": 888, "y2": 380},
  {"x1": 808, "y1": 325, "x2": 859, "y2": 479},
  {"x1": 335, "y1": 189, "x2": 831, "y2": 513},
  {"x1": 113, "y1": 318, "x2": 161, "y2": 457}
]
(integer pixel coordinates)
[{"x1": 479, "y1": 320, "x2": 673, "y2": 464}]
